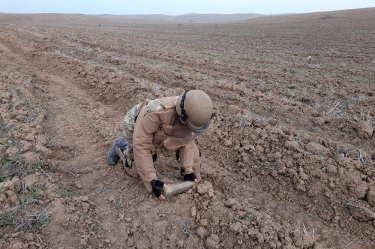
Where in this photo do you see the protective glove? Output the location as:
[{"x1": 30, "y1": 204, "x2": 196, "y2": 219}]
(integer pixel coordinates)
[
  {"x1": 150, "y1": 179, "x2": 165, "y2": 198},
  {"x1": 152, "y1": 154, "x2": 157, "y2": 162},
  {"x1": 183, "y1": 172, "x2": 197, "y2": 182}
]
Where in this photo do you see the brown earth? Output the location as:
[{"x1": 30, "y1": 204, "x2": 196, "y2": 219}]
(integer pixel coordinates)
[
  {"x1": 100, "y1": 13, "x2": 265, "y2": 23},
  {"x1": 1, "y1": 7, "x2": 375, "y2": 249},
  {"x1": 0, "y1": 13, "x2": 117, "y2": 27},
  {"x1": 0, "y1": 12, "x2": 264, "y2": 27},
  {"x1": 0, "y1": 13, "x2": 176, "y2": 27}
]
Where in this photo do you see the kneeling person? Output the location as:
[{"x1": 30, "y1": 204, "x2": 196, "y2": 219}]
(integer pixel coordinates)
[{"x1": 107, "y1": 90, "x2": 213, "y2": 200}]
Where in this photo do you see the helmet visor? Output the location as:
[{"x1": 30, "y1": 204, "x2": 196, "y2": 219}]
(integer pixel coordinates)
[{"x1": 185, "y1": 119, "x2": 210, "y2": 134}]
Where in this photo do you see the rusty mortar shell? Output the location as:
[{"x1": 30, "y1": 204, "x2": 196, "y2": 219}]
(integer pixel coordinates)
[{"x1": 162, "y1": 181, "x2": 195, "y2": 197}]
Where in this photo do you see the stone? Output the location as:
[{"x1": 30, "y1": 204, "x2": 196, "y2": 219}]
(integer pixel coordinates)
[
  {"x1": 367, "y1": 187, "x2": 375, "y2": 207},
  {"x1": 354, "y1": 184, "x2": 368, "y2": 199},
  {"x1": 176, "y1": 240, "x2": 184, "y2": 248},
  {"x1": 326, "y1": 165, "x2": 337, "y2": 174},
  {"x1": 305, "y1": 142, "x2": 327, "y2": 154},
  {"x1": 299, "y1": 172, "x2": 309, "y2": 181},
  {"x1": 347, "y1": 203, "x2": 375, "y2": 221},
  {"x1": 3, "y1": 177, "x2": 22, "y2": 193},
  {"x1": 293, "y1": 234, "x2": 316, "y2": 248},
  {"x1": 284, "y1": 141, "x2": 298, "y2": 150},
  {"x1": 356, "y1": 121, "x2": 373, "y2": 139},
  {"x1": 24, "y1": 174, "x2": 38, "y2": 188},
  {"x1": 25, "y1": 133, "x2": 35, "y2": 141},
  {"x1": 11, "y1": 242, "x2": 23, "y2": 249},
  {"x1": 80, "y1": 239, "x2": 87, "y2": 246},
  {"x1": 0, "y1": 144, "x2": 6, "y2": 153},
  {"x1": 5, "y1": 190, "x2": 16, "y2": 198},
  {"x1": 200, "y1": 219, "x2": 208, "y2": 226},
  {"x1": 80, "y1": 196, "x2": 89, "y2": 202},
  {"x1": 10, "y1": 195, "x2": 18, "y2": 205},
  {"x1": 313, "y1": 117, "x2": 325, "y2": 126},
  {"x1": 255, "y1": 145, "x2": 264, "y2": 152},
  {"x1": 230, "y1": 222, "x2": 242, "y2": 233},
  {"x1": 256, "y1": 233, "x2": 264, "y2": 244},
  {"x1": 191, "y1": 206, "x2": 197, "y2": 217},
  {"x1": 196, "y1": 227, "x2": 207, "y2": 238},
  {"x1": 108, "y1": 195, "x2": 115, "y2": 202},
  {"x1": 224, "y1": 198, "x2": 237, "y2": 208},
  {"x1": 205, "y1": 234, "x2": 220, "y2": 249},
  {"x1": 224, "y1": 139, "x2": 232, "y2": 147},
  {"x1": 6, "y1": 146, "x2": 19, "y2": 155},
  {"x1": 75, "y1": 182, "x2": 83, "y2": 189},
  {"x1": 197, "y1": 181, "x2": 213, "y2": 195},
  {"x1": 20, "y1": 152, "x2": 41, "y2": 165},
  {"x1": 11, "y1": 232, "x2": 20, "y2": 238},
  {"x1": 242, "y1": 155, "x2": 250, "y2": 164}
]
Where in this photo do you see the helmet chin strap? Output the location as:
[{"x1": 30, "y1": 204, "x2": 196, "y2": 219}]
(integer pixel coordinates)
[{"x1": 180, "y1": 90, "x2": 190, "y2": 121}]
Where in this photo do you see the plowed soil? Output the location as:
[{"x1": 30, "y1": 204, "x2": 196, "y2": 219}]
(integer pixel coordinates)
[{"x1": 1, "y1": 7, "x2": 375, "y2": 249}]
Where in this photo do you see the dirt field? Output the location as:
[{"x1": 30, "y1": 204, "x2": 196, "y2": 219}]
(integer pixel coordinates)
[{"x1": 1, "y1": 7, "x2": 375, "y2": 249}]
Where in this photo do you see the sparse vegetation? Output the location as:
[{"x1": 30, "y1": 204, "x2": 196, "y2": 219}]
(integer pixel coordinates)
[
  {"x1": 234, "y1": 213, "x2": 255, "y2": 224},
  {"x1": 56, "y1": 190, "x2": 74, "y2": 199},
  {"x1": 180, "y1": 220, "x2": 195, "y2": 239},
  {"x1": 0, "y1": 154, "x2": 26, "y2": 178},
  {"x1": 0, "y1": 199, "x2": 51, "y2": 232}
]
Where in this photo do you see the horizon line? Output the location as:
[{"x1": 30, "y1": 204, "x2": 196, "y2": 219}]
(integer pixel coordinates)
[{"x1": 1, "y1": 6, "x2": 374, "y2": 16}]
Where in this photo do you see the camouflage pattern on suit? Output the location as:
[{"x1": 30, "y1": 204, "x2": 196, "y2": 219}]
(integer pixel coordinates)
[
  {"x1": 122, "y1": 103, "x2": 141, "y2": 167},
  {"x1": 145, "y1": 98, "x2": 166, "y2": 114},
  {"x1": 122, "y1": 98, "x2": 169, "y2": 167}
]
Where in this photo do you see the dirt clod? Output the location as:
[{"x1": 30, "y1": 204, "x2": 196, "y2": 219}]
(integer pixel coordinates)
[
  {"x1": 368, "y1": 187, "x2": 375, "y2": 207},
  {"x1": 205, "y1": 234, "x2": 220, "y2": 249}
]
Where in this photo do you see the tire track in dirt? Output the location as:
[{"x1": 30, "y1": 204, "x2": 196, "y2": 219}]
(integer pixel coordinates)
[
  {"x1": 32, "y1": 71, "x2": 127, "y2": 247},
  {"x1": 0, "y1": 36, "x2": 143, "y2": 247}
]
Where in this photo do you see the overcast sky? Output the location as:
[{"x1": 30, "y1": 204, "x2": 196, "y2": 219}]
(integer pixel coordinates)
[{"x1": 1, "y1": 0, "x2": 374, "y2": 15}]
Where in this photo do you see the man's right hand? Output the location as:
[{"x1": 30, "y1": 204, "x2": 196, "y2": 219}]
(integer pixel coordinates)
[
  {"x1": 183, "y1": 172, "x2": 198, "y2": 183},
  {"x1": 150, "y1": 179, "x2": 168, "y2": 200}
]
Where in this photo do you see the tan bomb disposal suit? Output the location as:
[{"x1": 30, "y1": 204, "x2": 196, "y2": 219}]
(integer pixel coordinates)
[{"x1": 124, "y1": 97, "x2": 201, "y2": 192}]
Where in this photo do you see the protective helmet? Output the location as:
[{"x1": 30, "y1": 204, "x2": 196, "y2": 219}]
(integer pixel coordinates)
[{"x1": 176, "y1": 90, "x2": 213, "y2": 133}]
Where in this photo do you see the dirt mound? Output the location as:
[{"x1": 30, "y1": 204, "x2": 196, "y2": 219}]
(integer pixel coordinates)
[{"x1": 1, "y1": 7, "x2": 375, "y2": 249}]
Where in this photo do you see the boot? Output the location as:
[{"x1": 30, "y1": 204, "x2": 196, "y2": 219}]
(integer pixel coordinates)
[{"x1": 107, "y1": 138, "x2": 127, "y2": 166}]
